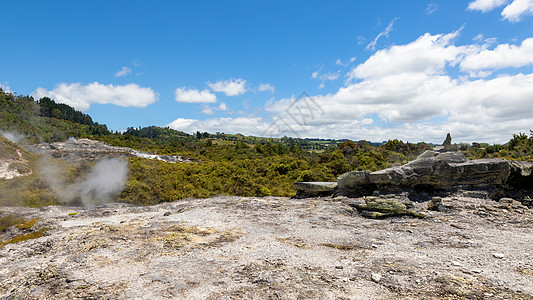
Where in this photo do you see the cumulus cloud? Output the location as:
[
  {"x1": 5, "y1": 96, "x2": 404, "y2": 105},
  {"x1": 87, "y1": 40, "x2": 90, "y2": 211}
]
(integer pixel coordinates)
[
  {"x1": 468, "y1": 0, "x2": 533, "y2": 22},
  {"x1": 366, "y1": 18, "x2": 398, "y2": 51},
  {"x1": 218, "y1": 102, "x2": 228, "y2": 111},
  {"x1": 263, "y1": 30, "x2": 533, "y2": 143},
  {"x1": 114, "y1": 66, "x2": 132, "y2": 77},
  {"x1": 502, "y1": 0, "x2": 533, "y2": 21},
  {"x1": 168, "y1": 117, "x2": 263, "y2": 135},
  {"x1": 166, "y1": 30, "x2": 533, "y2": 143},
  {"x1": 468, "y1": 0, "x2": 508, "y2": 12},
  {"x1": 174, "y1": 87, "x2": 217, "y2": 103},
  {"x1": 32, "y1": 82, "x2": 158, "y2": 111},
  {"x1": 207, "y1": 78, "x2": 247, "y2": 96},
  {"x1": 350, "y1": 30, "x2": 471, "y2": 80},
  {"x1": 460, "y1": 37, "x2": 533, "y2": 74},
  {"x1": 258, "y1": 83, "x2": 275, "y2": 93},
  {"x1": 200, "y1": 102, "x2": 228, "y2": 115},
  {"x1": 264, "y1": 72, "x2": 533, "y2": 143}
]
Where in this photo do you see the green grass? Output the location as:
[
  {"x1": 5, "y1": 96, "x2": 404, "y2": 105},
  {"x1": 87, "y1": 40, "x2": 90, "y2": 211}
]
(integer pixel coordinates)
[{"x1": 0, "y1": 228, "x2": 48, "y2": 249}]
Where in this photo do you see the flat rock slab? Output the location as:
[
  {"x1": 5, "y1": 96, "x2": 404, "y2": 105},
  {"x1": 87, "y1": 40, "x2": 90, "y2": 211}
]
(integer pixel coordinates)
[{"x1": 293, "y1": 182, "x2": 337, "y2": 197}]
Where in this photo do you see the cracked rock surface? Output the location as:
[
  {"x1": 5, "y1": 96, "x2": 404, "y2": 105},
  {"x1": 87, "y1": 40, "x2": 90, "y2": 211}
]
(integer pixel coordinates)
[{"x1": 1, "y1": 194, "x2": 532, "y2": 299}]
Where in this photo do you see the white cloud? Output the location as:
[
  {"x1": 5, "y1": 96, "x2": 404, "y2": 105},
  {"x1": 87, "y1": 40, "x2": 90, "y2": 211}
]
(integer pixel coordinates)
[
  {"x1": 258, "y1": 83, "x2": 275, "y2": 93},
  {"x1": 351, "y1": 30, "x2": 471, "y2": 80},
  {"x1": 114, "y1": 67, "x2": 132, "y2": 78},
  {"x1": 502, "y1": 0, "x2": 533, "y2": 22},
  {"x1": 311, "y1": 70, "x2": 341, "y2": 88},
  {"x1": 0, "y1": 82, "x2": 11, "y2": 93},
  {"x1": 168, "y1": 117, "x2": 263, "y2": 135},
  {"x1": 263, "y1": 30, "x2": 533, "y2": 143},
  {"x1": 336, "y1": 57, "x2": 356, "y2": 67},
  {"x1": 32, "y1": 82, "x2": 158, "y2": 111},
  {"x1": 312, "y1": 71, "x2": 340, "y2": 81},
  {"x1": 174, "y1": 87, "x2": 217, "y2": 103},
  {"x1": 366, "y1": 18, "x2": 398, "y2": 51},
  {"x1": 166, "y1": 30, "x2": 533, "y2": 144},
  {"x1": 218, "y1": 102, "x2": 228, "y2": 111},
  {"x1": 461, "y1": 37, "x2": 533, "y2": 74},
  {"x1": 473, "y1": 34, "x2": 485, "y2": 42},
  {"x1": 201, "y1": 105, "x2": 215, "y2": 115},
  {"x1": 468, "y1": 0, "x2": 533, "y2": 22},
  {"x1": 264, "y1": 71, "x2": 533, "y2": 143},
  {"x1": 200, "y1": 102, "x2": 228, "y2": 115},
  {"x1": 468, "y1": 0, "x2": 508, "y2": 12},
  {"x1": 207, "y1": 78, "x2": 247, "y2": 96},
  {"x1": 427, "y1": 3, "x2": 439, "y2": 14}
]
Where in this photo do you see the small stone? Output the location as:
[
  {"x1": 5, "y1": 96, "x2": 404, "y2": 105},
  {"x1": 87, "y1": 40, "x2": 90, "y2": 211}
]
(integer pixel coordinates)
[
  {"x1": 492, "y1": 253, "x2": 505, "y2": 259},
  {"x1": 163, "y1": 211, "x2": 171, "y2": 216},
  {"x1": 471, "y1": 268, "x2": 482, "y2": 274},
  {"x1": 335, "y1": 266, "x2": 344, "y2": 269},
  {"x1": 371, "y1": 273, "x2": 382, "y2": 283},
  {"x1": 451, "y1": 261, "x2": 463, "y2": 267}
]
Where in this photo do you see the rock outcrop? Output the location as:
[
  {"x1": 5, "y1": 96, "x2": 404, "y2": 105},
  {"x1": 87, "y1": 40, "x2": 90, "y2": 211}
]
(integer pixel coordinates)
[{"x1": 336, "y1": 150, "x2": 533, "y2": 205}]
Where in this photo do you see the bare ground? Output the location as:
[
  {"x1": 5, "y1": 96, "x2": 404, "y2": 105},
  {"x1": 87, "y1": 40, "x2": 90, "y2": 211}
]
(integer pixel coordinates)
[{"x1": 1, "y1": 193, "x2": 532, "y2": 299}]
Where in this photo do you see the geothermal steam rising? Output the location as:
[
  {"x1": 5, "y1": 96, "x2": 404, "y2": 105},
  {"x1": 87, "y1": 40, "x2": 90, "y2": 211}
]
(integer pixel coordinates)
[
  {"x1": 0, "y1": 131, "x2": 26, "y2": 143},
  {"x1": 39, "y1": 158, "x2": 129, "y2": 207}
]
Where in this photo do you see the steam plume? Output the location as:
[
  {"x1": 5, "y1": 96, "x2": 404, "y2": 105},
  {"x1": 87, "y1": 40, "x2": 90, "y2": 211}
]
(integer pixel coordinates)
[
  {"x1": 39, "y1": 158, "x2": 129, "y2": 207},
  {"x1": 0, "y1": 131, "x2": 26, "y2": 144}
]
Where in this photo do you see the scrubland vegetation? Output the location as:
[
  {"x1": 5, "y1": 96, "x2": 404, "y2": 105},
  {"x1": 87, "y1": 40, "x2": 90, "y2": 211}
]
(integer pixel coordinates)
[{"x1": 1, "y1": 88, "x2": 532, "y2": 206}]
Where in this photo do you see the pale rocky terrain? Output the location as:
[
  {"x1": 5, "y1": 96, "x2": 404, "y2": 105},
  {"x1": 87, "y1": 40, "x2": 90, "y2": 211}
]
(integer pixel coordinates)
[
  {"x1": 26, "y1": 138, "x2": 193, "y2": 164},
  {"x1": 1, "y1": 192, "x2": 532, "y2": 299},
  {"x1": 0, "y1": 147, "x2": 32, "y2": 180}
]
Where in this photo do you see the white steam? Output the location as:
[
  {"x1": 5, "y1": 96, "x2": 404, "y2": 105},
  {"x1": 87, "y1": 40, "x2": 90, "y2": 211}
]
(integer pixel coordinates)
[
  {"x1": 78, "y1": 159, "x2": 129, "y2": 206},
  {"x1": 39, "y1": 158, "x2": 129, "y2": 207},
  {"x1": 1, "y1": 131, "x2": 26, "y2": 144}
]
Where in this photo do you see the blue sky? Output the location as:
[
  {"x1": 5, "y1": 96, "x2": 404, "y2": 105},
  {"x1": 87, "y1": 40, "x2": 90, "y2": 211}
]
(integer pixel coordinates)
[{"x1": 2, "y1": 0, "x2": 533, "y2": 143}]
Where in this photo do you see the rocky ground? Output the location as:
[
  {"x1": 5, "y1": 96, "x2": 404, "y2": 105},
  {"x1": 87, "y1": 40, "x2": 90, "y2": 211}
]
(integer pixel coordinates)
[
  {"x1": 26, "y1": 138, "x2": 192, "y2": 164},
  {"x1": 1, "y1": 193, "x2": 532, "y2": 299}
]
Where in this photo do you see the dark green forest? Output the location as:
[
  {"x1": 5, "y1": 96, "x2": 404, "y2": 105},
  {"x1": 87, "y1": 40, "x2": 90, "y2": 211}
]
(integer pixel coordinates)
[{"x1": 1, "y1": 88, "x2": 532, "y2": 206}]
